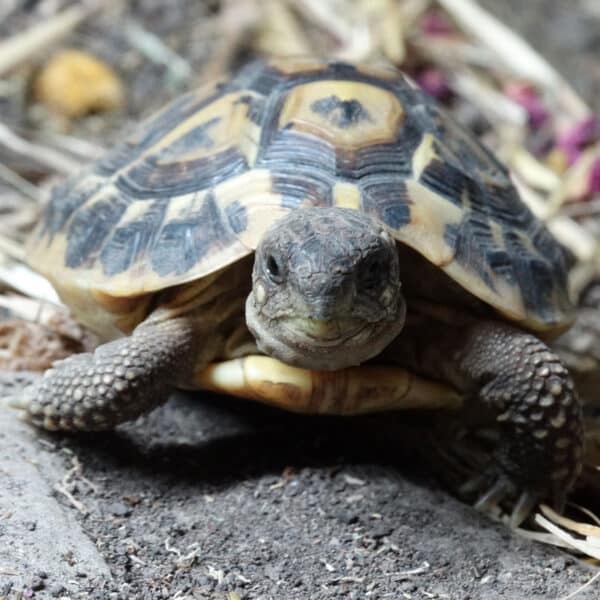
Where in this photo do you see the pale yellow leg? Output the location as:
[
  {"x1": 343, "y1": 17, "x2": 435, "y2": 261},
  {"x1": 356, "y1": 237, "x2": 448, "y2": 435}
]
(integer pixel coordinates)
[{"x1": 194, "y1": 355, "x2": 463, "y2": 415}]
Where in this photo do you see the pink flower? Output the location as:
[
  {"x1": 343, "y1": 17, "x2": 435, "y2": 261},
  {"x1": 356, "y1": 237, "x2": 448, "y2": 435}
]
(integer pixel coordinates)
[
  {"x1": 504, "y1": 82, "x2": 548, "y2": 129},
  {"x1": 416, "y1": 68, "x2": 452, "y2": 100},
  {"x1": 556, "y1": 116, "x2": 600, "y2": 165},
  {"x1": 587, "y1": 157, "x2": 600, "y2": 197},
  {"x1": 420, "y1": 10, "x2": 455, "y2": 36}
]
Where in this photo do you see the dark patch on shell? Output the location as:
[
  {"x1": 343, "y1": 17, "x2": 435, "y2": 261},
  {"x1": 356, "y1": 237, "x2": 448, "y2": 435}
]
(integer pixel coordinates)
[
  {"x1": 444, "y1": 214, "x2": 500, "y2": 291},
  {"x1": 419, "y1": 155, "x2": 468, "y2": 207},
  {"x1": 226, "y1": 200, "x2": 248, "y2": 234},
  {"x1": 150, "y1": 191, "x2": 235, "y2": 276},
  {"x1": 235, "y1": 94, "x2": 266, "y2": 125},
  {"x1": 65, "y1": 193, "x2": 128, "y2": 269},
  {"x1": 361, "y1": 179, "x2": 411, "y2": 229},
  {"x1": 155, "y1": 116, "x2": 220, "y2": 159},
  {"x1": 116, "y1": 145, "x2": 249, "y2": 199},
  {"x1": 310, "y1": 95, "x2": 373, "y2": 128},
  {"x1": 39, "y1": 173, "x2": 103, "y2": 241},
  {"x1": 100, "y1": 200, "x2": 168, "y2": 276},
  {"x1": 503, "y1": 225, "x2": 571, "y2": 321},
  {"x1": 94, "y1": 91, "x2": 222, "y2": 177},
  {"x1": 233, "y1": 63, "x2": 293, "y2": 96},
  {"x1": 256, "y1": 128, "x2": 335, "y2": 208}
]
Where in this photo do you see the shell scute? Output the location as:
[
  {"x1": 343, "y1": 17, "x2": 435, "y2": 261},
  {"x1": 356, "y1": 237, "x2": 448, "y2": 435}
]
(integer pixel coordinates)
[
  {"x1": 28, "y1": 58, "x2": 573, "y2": 332},
  {"x1": 64, "y1": 192, "x2": 128, "y2": 270}
]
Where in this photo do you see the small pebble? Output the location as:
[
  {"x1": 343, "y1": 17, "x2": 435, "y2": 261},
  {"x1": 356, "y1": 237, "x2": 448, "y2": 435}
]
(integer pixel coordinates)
[
  {"x1": 108, "y1": 502, "x2": 132, "y2": 517},
  {"x1": 29, "y1": 576, "x2": 45, "y2": 591},
  {"x1": 50, "y1": 584, "x2": 66, "y2": 597}
]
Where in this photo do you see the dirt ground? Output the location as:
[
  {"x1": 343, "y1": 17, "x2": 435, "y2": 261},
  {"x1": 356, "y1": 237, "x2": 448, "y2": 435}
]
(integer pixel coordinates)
[
  {"x1": 2, "y1": 1, "x2": 600, "y2": 599},
  {"x1": 2, "y1": 374, "x2": 598, "y2": 599}
]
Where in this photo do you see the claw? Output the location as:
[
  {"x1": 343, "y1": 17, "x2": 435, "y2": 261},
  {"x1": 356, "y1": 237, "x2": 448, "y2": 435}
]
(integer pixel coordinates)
[
  {"x1": 474, "y1": 478, "x2": 513, "y2": 513},
  {"x1": 1, "y1": 392, "x2": 36, "y2": 426},
  {"x1": 510, "y1": 491, "x2": 538, "y2": 528},
  {"x1": 550, "y1": 484, "x2": 567, "y2": 514},
  {"x1": 458, "y1": 472, "x2": 489, "y2": 496},
  {"x1": 2, "y1": 392, "x2": 28, "y2": 411}
]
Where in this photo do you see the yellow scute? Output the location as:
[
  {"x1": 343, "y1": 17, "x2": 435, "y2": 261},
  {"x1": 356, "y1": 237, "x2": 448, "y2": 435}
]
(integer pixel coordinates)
[{"x1": 278, "y1": 80, "x2": 404, "y2": 148}]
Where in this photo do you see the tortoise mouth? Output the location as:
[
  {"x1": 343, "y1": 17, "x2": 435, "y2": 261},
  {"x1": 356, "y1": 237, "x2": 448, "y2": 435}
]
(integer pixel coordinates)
[
  {"x1": 280, "y1": 317, "x2": 367, "y2": 345},
  {"x1": 245, "y1": 293, "x2": 406, "y2": 370}
]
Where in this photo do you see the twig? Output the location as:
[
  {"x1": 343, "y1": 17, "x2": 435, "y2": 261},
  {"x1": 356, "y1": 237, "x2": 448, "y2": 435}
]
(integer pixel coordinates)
[
  {"x1": 450, "y1": 69, "x2": 526, "y2": 128},
  {"x1": 199, "y1": 0, "x2": 261, "y2": 83},
  {"x1": 437, "y1": 0, "x2": 591, "y2": 119},
  {"x1": 256, "y1": 0, "x2": 314, "y2": 57},
  {"x1": 0, "y1": 122, "x2": 81, "y2": 175},
  {"x1": 53, "y1": 482, "x2": 89, "y2": 515},
  {"x1": 0, "y1": 261, "x2": 62, "y2": 305},
  {"x1": 293, "y1": 0, "x2": 372, "y2": 60},
  {"x1": 560, "y1": 570, "x2": 600, "y2": 600},
  {"x1": 562, "y1": 197, "x2": 600, "y2": 218},
  {"x1": 63, "y1": 455, "x2": 99, "y2": 494},
  {"x1": 129, "y1": 554, "x2": 147, "y2": 566},
  {"x1": 0, "y1": 235, "x2": 26, "y2": 261},
  {"x1": 569, "y1": 503, "x2": 600, "y2": 527},
  {"x1": 0, "y1": 162, "x2": 41, "y2": 202},
  {"x1": 165, "y1": 537, "x2": 182, "y2": 558},
  {"x1": 0, "y1": 2, "x2": 103, "y2": 77},
  {"x1": 36, "y1": 131, "x2": 105, "y2": 162},
  {"x1": 396, "y1": 561, "x2": 431, "y2": 577},
  {"x1": 123, "y1": 20, "x2": 192, "y2": 89},
  {"x1": 534, "y1": 512, "x2": 600, "y2": 559},
  {"x1": 540, "y1": 504, "x2": 600, "y2": 538}
]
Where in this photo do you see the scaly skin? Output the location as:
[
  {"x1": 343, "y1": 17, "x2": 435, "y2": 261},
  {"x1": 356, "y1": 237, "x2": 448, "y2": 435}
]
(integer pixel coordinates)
[
  {"x1": 17, "y1": 318, "x2": 198, "y2": 431},
  {"x1": 384, "y1": 319, "x2": 584, "y2": 516},
  {"x1": 460, "y1": 323, "x2": 582, "y2": 504}
]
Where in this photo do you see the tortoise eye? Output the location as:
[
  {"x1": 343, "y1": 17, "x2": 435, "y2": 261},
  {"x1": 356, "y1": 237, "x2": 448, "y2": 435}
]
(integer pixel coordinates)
[
  {"x1": 265, "y1": 254, "x2": 283, "y2": 283},
  {"x1": 361, "y1": 256, "x2": 387, "y2": 290}
]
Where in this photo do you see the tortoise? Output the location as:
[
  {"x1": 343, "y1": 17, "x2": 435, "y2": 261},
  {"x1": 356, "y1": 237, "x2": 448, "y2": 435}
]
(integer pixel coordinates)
[{"x1": 19, "y1": 57, "x2": 582, "y2": 524}]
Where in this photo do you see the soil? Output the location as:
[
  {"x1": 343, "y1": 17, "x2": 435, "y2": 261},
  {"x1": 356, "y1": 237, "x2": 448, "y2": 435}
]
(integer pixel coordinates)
[
  {"x1": 2, "y1": 376, "x2": 598, "y2": 600},
  {"x1": 2, "y1": 1, "x2": 600, "y2": 599}
]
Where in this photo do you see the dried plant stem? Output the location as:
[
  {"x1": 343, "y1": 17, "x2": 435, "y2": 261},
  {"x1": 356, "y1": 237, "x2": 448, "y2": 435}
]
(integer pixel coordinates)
[
  {"x1": 0, "y1": 122, "x2": 81, "y2": 175},
  {"x1": 437, "y1": 0, "x2": 591, "y2": 119},
  {"x1": 0, "y1": 163, "x2": 41, "y2": 202},
  {"x1": 0, "y1": 2, "x2": 102, "y2": 77}
]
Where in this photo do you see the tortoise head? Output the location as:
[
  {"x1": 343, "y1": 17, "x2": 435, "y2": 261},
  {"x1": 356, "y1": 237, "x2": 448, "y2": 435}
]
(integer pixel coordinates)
[{"x1": 246, "y1": 207, "x2": 405, "y2": 370}]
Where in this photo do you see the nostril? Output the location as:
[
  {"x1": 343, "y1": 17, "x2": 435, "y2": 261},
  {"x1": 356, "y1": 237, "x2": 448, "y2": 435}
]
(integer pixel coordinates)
[{"x1": 361, "y1": 257, "x2": 388, "y2": 290}]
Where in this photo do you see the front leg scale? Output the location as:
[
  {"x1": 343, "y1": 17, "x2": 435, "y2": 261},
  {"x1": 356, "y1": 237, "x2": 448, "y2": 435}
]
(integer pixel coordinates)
[{"x1": 10, "y1": 318, "x2": 198, "y2": 431}]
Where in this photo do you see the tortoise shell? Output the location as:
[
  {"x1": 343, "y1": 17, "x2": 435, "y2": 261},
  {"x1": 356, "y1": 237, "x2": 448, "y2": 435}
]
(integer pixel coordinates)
[{"x1": 27, "y1": 57, "x2": 573, "y2": 332}]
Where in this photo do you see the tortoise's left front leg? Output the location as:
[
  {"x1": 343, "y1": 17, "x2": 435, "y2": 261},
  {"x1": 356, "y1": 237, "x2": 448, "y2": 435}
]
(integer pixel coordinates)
[
  {"x1": 402, "y1": 320, "x2": 584, "y2": 524},
  {"x1": 386, "y1": 321, "x2": 583, "y2": 525}
]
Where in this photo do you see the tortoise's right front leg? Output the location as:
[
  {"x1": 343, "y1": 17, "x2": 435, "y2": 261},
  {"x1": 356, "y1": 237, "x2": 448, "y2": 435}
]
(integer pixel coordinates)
[{"x1": 12, "y1": 318, "x2": 200, "y2": 431}]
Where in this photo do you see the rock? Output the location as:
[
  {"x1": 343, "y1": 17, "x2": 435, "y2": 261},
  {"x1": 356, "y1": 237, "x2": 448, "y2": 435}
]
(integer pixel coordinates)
[
  {"x1": 0, "y1": 407, "x2": 112, "y2": 592},
  {"x1": 33, "y1": 49, "x2": 124, "y2": 118}
]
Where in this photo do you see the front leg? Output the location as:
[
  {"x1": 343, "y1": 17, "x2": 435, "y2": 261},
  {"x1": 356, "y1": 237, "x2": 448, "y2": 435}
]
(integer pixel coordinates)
[
  {"x1": 389, "y1": 320, "x2": 584, "y2": 523},
  {"x1": 11, "y1": 317, "x2": 201, "y2": 431},
  {"x1": 458, "y1": 323, "x2": 583, "y2": 514}
]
